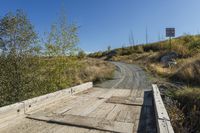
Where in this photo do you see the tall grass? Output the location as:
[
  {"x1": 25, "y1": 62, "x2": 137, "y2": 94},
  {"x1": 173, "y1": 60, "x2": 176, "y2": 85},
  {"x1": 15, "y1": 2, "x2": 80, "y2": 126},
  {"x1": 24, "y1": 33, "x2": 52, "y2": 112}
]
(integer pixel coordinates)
[
  {"x1": 171, "y1": 55, "x2": 200, "y2": 85},
  {"x1": 171, "y1": 87, "x2": 200, "y2": 132}
]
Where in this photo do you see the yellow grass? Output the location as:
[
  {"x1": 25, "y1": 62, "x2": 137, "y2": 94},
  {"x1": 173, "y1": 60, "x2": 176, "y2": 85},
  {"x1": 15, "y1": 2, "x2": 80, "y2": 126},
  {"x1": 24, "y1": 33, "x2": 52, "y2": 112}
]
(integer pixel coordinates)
[{"x1": 77, "y1": 58, "x2": 115, "y2": 83}]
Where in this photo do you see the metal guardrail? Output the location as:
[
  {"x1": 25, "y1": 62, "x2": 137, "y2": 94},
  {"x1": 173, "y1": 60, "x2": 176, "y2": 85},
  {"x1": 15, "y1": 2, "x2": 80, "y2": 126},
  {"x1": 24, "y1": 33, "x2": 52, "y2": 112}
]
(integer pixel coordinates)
[{"x1": 152, "y1": 84, "x2": 174, "y2": 133}]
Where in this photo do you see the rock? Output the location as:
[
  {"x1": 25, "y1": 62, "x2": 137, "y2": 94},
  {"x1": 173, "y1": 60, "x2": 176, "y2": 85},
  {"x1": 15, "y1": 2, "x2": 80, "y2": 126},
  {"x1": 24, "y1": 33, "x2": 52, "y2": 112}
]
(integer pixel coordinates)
[
  {"x1": 105, "y1": 50, "x2": 117, "y2": 60},
  {"x1": 160, "y1": 52, "x2": 178, "y2": 67}
]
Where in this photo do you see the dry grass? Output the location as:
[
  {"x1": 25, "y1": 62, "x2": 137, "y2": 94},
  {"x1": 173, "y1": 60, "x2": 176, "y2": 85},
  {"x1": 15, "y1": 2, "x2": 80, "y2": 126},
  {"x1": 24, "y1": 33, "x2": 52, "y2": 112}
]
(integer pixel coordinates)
[
  {"x1": 77, "y1": 58, "x2": 115, "y2": 83},
  {"x1": 172, "y1": 87, "x2": 200, "y2": 132},
  {"x1": 166, "y1": 104, "x2": 185, "y2": 133},
  {"x1": 110, "y1": 49, "x2": 200, "y2": 87},
  {"x1": 171, "y1": 54, "x2": 200, "y2": 85},
  {"x1": 148, "y1": 63, "x2": 174, "y2": 76}
]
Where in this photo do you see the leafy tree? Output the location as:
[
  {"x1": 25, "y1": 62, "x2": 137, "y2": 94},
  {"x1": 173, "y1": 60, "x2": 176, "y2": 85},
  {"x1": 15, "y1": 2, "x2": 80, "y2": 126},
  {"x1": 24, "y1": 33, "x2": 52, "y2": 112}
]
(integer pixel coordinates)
[
  {"x1": 0, "y1": 10, "x2": 37, "y2": 54},
  {"x1": 45, "y1": 8, "x2": 79, "y2": 89},
  {"x1": 0, "y1": 10, "x2": 38, "y2": 104}
]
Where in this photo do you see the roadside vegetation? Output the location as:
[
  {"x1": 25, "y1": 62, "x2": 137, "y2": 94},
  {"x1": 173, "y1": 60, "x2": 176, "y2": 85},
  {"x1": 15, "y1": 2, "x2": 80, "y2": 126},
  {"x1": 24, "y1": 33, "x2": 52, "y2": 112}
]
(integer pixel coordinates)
[
  {"x1": 89, "y1": 34, "x2": 200, "y2": 133},
  {"x1": 0, "y1": 10, "x2": 114, "y2": 107}
]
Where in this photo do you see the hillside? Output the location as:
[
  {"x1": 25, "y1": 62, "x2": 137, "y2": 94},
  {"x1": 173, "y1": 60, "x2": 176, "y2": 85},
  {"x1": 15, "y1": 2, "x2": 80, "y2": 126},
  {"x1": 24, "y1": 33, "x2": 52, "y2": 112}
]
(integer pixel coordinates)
[
  {"x1": 89, "y1": 34, "x2": 200, "y2": 132},
  {"x1": 89, "y1": 34, "x2": 200, "y2": 85}
]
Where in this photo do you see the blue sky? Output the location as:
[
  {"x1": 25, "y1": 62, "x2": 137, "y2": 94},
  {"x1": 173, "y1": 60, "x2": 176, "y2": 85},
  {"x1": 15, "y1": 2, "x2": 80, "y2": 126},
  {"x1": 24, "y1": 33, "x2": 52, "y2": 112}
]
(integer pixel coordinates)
[{"x1": 1, "y1": 0, "x2": 200, "y2": 52}]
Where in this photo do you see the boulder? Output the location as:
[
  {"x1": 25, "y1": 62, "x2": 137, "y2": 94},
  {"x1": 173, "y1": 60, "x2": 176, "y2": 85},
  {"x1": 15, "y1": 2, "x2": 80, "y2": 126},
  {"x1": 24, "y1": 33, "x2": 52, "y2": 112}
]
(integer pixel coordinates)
[{"x1": 160, "y1": 52, "x2": 178, "y2": 66}]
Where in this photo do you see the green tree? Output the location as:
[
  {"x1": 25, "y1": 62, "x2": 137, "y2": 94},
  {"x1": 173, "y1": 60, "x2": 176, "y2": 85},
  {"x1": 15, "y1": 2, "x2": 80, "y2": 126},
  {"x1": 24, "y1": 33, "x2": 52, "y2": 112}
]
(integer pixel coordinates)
[
  {"x1": 45, "y1": 8, "x2": 79, "y2": 89},
  {"x1": 0, "y1": 10, "x2": 38, "y2": 104}
]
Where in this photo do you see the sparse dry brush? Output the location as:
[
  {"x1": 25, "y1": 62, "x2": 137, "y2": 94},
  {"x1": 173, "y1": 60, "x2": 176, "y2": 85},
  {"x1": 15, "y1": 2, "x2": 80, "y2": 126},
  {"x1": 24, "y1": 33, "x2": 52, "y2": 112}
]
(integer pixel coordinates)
[
  {"x1": 79, "y1": 58, "x2": 115, "y2": 83},
  {"x1": 171, "y1": 87, "x2": 200, "y2": 132},
  {"x1": 171, "y1": 55, "x2": 200, "y2": 85}
]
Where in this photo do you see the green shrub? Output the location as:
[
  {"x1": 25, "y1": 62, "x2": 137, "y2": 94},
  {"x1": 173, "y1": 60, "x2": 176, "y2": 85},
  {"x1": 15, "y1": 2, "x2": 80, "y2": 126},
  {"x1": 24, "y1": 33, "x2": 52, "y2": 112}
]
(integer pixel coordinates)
[{"x1": 189, "y1": 39, "x2": 200, "y2": 55}]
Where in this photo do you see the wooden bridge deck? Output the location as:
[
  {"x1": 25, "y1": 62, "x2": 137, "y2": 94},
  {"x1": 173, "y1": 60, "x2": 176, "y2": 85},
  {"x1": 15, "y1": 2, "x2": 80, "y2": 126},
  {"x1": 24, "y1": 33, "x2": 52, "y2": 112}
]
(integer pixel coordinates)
[{"x1": 0, "y1": 87, "x2": 155, "y2": 133}]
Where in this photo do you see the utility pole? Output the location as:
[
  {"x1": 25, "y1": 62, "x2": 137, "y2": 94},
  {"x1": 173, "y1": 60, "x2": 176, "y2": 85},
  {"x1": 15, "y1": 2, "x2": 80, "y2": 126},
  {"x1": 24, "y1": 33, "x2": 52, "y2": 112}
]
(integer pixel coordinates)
[
  {"x1": 129, "y1": 30, "x2": 135, "y2": 45},
  {"x1": 145, "y1": 27, "x2": 148, "y2": 45},
  {"x1": 158, "y1": 32, "x2": 161, "y2": 41},
  {"x1": 129, "y1": 30, "x2": 135, "y2": 50}
]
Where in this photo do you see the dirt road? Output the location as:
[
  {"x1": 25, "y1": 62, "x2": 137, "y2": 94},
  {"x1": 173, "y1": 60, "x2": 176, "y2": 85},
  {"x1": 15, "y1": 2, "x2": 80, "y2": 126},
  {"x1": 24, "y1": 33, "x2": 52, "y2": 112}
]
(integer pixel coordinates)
[{"x1": 1, "y1": 62, "x2": 156, "y2": 133}]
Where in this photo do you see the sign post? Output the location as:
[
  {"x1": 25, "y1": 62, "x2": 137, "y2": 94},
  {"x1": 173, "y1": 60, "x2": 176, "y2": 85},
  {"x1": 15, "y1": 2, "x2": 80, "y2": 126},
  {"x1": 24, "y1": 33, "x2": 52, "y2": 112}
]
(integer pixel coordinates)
[{"x1": 166, "y1": 28, "x2": 175, "y2": 51}]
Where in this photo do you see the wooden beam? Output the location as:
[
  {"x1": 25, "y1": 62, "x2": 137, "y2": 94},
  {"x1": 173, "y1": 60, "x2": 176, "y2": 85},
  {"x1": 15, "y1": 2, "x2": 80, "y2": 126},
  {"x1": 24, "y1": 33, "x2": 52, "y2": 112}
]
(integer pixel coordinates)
[
  {"x1": 106, "y1": 96, "x2": 143, "y2": 106},
  {"x1": 27, "y1": 114, "x2": 134, "y2": 133}
]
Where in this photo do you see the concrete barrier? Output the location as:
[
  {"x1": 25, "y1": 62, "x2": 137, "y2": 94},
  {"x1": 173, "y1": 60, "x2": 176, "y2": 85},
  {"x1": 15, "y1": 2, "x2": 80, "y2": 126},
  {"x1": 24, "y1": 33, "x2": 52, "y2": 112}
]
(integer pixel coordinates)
[
  {"x1": 0, "y1": 82, "x2": 93, "y2": 129},
  {"x1": 152, "y1": 84, "x2": 174, "y2": 133}
]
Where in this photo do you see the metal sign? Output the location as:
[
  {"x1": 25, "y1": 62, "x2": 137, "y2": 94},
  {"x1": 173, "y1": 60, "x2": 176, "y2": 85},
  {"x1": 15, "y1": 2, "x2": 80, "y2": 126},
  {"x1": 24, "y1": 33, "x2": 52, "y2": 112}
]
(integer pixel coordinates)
[{"x1": 166, "y1": 28, "x2": 175, "y2": 37}]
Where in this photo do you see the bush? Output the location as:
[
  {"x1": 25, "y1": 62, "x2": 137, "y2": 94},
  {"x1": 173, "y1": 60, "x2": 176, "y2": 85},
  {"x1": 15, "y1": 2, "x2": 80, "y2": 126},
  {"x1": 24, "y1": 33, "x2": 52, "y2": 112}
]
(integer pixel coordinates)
[
  {"x1": 78, "y1": 50, "x2": 86, "y2": 59},
  {"x1": 171, "y1": 42, "x2": 189, "y2": 57},
  {"x1": 189, "y1": 39, "x2": 200, "y2": 55},
  {"x1": 134, "y1": 45, "x2": 144, "y2": 53},
  {"x1": 172, "y1": 88, "x2": 200, "y2": 132},
  {"x1": 171, "y1": 59, "x2": 200, "y2": 85}
]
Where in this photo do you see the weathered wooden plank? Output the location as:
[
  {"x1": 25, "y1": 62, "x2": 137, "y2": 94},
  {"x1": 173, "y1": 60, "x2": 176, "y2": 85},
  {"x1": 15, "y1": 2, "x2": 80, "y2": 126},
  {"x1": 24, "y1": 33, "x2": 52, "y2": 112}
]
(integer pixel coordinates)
[
  {"x1": 88, "y1": 103, "x2": 121, "y2": 133},
  {"x1": 112, "y1": 89, "x2": 131, "y2": 97},
  {"x1": 0, "y1": 102, "x2": 25, "y2": 129},
  {"x1": 56, "y1": 126, "x2": 89, "y2": 133},
  {"x1": 106, "y1": 96, "x2": 143, "y2": 106},
  {"x1": 88, "y1": 103, "x2": 116, "y2": 118},
  {"x1": 55, "y1": 89, "x2": 109, "y2": 133},
  {"x1": 24, "y1": 82, "x2": 93, "y2": 114},
  {"x1": 152, "y1": 84, "x2": 174, "y2": 133},
  {"x1": 97, "y1": 89, "x2": 115, "y2": 99},
  {"x1": 0, "y1": 115, "x2": 26, "y2": 130},
  {"x1": 71, "y1": 82, "x2": 93, "y2": 94},
  {"x1": 51, "y1": 89, "x2": 112, "y2": 133},
  {"x1": 86, "y1": 130, "x2": 110, "y2": 133},
  {"x1": 115, "y1": 107, "x2": 128, "y2": 123},
  {"x1": 27, "y1": 114, "x2": 134, "y2": 133},
  {"x1": 64, "y1": 97, "x2": 98, "y2": 116},
  {"x1": 133, "y1": 120, "x2": 140, "y2": 133},
  {"x1": 80, "y1": 98, "x2": 108, "y2": 116},
  {"x1": 1, "y1": 86, "x2": 143, "y2": 133},
  {"x1": 28, "y1": 95, "x2": 76, "y2": 115},
  {"x1": 112, "y1": 104, "x2": 141, "y2": 125},
  {"x1": 53, "y1": 96, "x2": 88, "y2": 114},
  {"x1": 105, "y1": 104, "x2": 122, "y2": 121},
  {"x1": 50, "y1": 89, "x2": 110, "y2": 133},
  {"x1": 125, "y1": 106, "x2": 137, "y2": 123},
  {"x1": 75, "y1": 88, "x2": 106, "y2": 98},
  {"x1": 63, "y1": 90, "x2": 113, "y2": 116},
  {"x1": 129, "y1": 89, "x2": 138, "y2": 98}
]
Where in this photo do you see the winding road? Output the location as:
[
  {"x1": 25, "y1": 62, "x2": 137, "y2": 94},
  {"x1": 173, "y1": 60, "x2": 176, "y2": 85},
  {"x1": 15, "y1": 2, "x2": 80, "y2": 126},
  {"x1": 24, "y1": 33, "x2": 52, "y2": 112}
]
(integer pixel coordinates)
[
  {"x1": 96, "y1": 62, "x2": 156, "y2": 132},
  {"x1": 1, "y1": 62, "x2": 156, "y2": 133}
]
